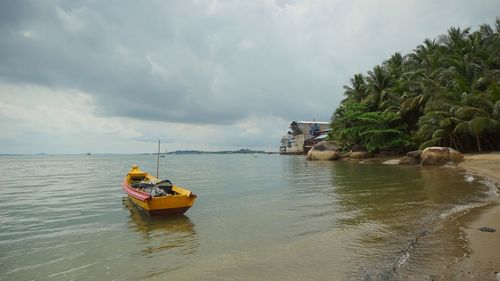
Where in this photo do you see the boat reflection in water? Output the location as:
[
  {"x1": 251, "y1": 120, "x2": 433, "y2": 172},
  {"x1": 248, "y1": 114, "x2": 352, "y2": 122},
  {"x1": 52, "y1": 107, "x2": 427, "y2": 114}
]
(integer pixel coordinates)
[{"x1": 123, "y1": 197, "x2": 199, "y2": 256}]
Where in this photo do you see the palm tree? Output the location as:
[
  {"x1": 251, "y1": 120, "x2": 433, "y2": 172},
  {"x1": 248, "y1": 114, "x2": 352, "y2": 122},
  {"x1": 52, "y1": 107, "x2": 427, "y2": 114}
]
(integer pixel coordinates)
[
  {"x1": 439, "y1": 54, "x2": 482, "y2": 95},
  {"x1": 384, "y1": 52, "x2": 405, "y2": 79},
  {"x1": 366, "y1": 65, "x2": 395, "y2": 110},
  {"x1": 438, "y1": 27, "x2": 471, "y2": 53},
  {"x1": 408, "y1": 39, "x2": 442, "y2": 72},
  {"x1": 331, "y1": 19, "x2": 500, "y2": 153},
  {"x1": 343, "y1": 73, "x2": 368, "y2": 103},
  {"x1": 452, "y1": 94, "x2": 499, "y2": 152},
  {"x1": 415, "y1": 91, "x2": 464, "y2": 150}
]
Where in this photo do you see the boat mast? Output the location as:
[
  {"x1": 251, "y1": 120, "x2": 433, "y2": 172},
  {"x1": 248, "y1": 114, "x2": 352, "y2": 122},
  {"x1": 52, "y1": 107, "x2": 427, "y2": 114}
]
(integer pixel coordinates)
[{"x1": 156, "y1": 139, "x2": 160, "y2": 178}]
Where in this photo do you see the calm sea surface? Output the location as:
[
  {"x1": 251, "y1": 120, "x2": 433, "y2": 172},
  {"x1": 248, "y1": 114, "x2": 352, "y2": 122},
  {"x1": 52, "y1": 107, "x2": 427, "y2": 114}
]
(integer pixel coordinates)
[{"x1": 0, "y1": 154, "x2": 493, "y2": 280}]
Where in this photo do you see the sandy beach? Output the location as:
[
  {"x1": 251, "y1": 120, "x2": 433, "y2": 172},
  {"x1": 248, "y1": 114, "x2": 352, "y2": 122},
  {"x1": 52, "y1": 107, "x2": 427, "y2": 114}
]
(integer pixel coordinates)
[{"x1": 445, "y1": 152, "x2": 500, "y2": 280}]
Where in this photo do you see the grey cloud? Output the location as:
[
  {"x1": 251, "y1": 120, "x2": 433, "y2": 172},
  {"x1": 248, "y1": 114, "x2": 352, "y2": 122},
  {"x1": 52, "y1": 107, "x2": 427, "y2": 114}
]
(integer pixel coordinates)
[
  {"x1": 1, "y1": 0, "x2": 499, "y2": 127},
  {"x1": 0, "y1": 1, "x2": 339, "y2": 124}
]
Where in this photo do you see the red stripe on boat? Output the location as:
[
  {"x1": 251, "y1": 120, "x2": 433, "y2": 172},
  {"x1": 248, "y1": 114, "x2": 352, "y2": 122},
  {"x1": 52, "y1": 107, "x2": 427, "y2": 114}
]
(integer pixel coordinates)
[{"x1": 122, "y1": 179, "x2": 151, "y2": 201}]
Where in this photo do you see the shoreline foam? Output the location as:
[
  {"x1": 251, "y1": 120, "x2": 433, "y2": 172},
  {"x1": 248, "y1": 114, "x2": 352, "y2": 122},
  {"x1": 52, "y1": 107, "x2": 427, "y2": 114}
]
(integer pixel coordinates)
[
  {"x1": 443, "y1": 152, "x2": 500, "y2": 280},
  {"x1": 358, "y1": 152, "x2": 500, "y2": 279}
]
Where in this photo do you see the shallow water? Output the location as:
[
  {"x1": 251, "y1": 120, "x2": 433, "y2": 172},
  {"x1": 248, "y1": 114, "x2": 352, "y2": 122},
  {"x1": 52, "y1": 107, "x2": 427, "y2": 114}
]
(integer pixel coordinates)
[{"x1": 0, "y1": 154, "x2": 492, "y2": 280}]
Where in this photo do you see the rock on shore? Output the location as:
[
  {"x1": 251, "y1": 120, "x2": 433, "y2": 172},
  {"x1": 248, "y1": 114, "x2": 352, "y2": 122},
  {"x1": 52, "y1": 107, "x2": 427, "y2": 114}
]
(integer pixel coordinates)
[
  {"x1": 306, "y1": 141, "x2": 341, "y2": 161},
  {"x1": 349, "y1": 151, "x2": 372, "y2": 159},
  {"x1": 420, "y1": 147, "x2": 464, "y2": 165},
  {"x1": 398, "y1": 150, "x2": 422, "y2": 165}
]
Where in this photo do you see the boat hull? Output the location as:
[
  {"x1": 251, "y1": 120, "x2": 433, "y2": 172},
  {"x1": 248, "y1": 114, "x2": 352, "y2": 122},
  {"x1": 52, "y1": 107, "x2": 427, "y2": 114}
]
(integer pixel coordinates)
[
  {"x1": 126, "y1": 194, "x2": 193, "y2": 215},
  {"x1": 122, "y1": 165, "x2": 196, "y2": 215}
]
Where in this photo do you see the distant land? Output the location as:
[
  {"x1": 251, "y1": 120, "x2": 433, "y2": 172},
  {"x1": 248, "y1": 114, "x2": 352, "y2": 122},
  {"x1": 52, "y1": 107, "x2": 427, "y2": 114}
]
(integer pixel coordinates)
[
  {"x1": 0, "y1": 149, "x2": 277, "y2": 156},
  {"x1": 167, "y1": 149, "x2": 274, "y2": 155}
]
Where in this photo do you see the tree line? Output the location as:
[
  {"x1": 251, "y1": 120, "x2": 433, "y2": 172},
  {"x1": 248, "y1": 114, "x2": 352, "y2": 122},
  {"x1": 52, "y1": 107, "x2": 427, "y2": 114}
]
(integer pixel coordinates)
[{"x1": 329, "y1": 19, "x2": 500, "y2": 153}]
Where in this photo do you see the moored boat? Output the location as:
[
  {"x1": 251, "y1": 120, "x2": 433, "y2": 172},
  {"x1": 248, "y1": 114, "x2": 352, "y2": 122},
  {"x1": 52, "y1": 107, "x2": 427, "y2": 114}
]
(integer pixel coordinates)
[{"x1": 122, "y1": 165, "x2": 197, "y2": 215}]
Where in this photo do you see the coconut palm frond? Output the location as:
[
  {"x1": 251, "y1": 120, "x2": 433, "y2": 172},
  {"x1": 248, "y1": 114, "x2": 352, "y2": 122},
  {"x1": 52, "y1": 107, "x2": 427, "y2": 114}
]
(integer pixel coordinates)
[
  {"x1": 454, "y1": 106, "x2": 491, "y2": 119},
  {"x1": 453, "y1": 122, "x2": 470, "y2": 135},
  {"x1": 468, "y1": 116, "x2": 498, "y2": 136},
  {"x1": 419, "y1": 137, "x2": 443, "y2": 149},
  {"x1": 432, "y1": 129, "x2": 448, "y2": 139}
]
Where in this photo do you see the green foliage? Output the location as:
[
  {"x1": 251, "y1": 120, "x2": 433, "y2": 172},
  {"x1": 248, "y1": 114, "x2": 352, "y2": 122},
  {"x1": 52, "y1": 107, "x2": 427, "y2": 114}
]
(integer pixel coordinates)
[
  {"x1": 330, "y1": 18, "x2": 500, "y2": 153},
  {"x1": 330, "y1": 102, "x2": 414, "y2": 153}
]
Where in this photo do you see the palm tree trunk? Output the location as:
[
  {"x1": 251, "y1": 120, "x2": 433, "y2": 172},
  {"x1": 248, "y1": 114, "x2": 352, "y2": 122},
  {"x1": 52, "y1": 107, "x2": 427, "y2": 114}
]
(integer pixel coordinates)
[
  {"x1": 456, "y1": 137, "x2": 464, "y2": 152},
  {"x1": 485, "y1": 136, "x2": 494, "y2": 151},
  {"x1": 450, "y1": 136, "x2": 458, "y2": 150},
  {"x1": 475, "y1": 136, "x2": 482, "y2": 153}
]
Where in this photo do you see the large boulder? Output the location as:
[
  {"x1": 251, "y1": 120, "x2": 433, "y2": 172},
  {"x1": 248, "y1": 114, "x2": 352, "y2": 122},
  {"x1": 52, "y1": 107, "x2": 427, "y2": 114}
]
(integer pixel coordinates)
[
  {"x1": 349, "y1": 151, "x2": 372, "y2": 159},
  {"x1": 399, "y1": 156, "x2": 419, "y2": 165},
  {"x1": 407, "y1": 150, "x2": 423, "y2": 160},
  {"x1": 306, "y1": 141, "x2": 341, "y2": 161},
  {"x1": 398, "y1": 150, "x2": 422, "y2": 165},
  {"x1": 420, "y1": 147, "x2": 464, "y2": 166}
]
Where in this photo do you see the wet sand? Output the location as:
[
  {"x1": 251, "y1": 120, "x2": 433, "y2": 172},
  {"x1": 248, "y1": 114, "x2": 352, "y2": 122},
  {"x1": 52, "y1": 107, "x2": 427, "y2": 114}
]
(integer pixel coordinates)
[
  {"x1": 316, "y1": 152, "x2": 500, "y2": 278},
  {"x1": 445, "y1": 152, "x2": 500, "y2": 280}
]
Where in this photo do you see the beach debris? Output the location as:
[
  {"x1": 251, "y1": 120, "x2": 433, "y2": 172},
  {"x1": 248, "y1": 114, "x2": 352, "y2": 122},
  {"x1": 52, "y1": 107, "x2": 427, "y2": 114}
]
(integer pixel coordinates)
[
  {"x1": 394, "y1": 230, "x2": 429, "y2": 269},
  {"x1": 478, "y1": 227, "x2": 496, "y2": 232}
]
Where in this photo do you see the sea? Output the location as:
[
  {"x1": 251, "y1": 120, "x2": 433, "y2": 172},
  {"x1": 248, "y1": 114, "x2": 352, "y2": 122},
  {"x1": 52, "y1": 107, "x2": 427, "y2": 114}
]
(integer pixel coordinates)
[{"x1": 0, "y1": 154, "x2": 495, "y2": 280}]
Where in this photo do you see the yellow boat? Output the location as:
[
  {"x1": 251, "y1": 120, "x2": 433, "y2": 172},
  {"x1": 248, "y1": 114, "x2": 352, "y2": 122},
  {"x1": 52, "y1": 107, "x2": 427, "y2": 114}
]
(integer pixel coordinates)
[{"x1": 122, "y1": 165, "x2": 197, "y2": 215}]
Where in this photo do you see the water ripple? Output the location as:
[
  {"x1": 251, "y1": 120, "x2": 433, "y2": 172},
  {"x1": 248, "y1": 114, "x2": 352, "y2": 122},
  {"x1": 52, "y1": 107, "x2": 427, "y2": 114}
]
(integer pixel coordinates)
[{"x1": 0, "y1": 154, "x2": 492, "y2": 280}]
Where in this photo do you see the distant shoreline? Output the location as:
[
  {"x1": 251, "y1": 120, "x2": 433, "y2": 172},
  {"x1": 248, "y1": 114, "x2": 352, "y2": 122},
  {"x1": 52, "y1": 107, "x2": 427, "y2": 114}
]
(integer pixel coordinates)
[
  {"x1": 166, "y1": 149, "x2": 275, "y2": 155},
  {"x1": 0, "y1": 149, "x2": 278, "y2": 156}
]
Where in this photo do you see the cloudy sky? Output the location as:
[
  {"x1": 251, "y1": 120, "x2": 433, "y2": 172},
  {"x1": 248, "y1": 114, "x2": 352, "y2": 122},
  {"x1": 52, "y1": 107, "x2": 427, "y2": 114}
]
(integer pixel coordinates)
[{"x1": 0, "y1": 0, "x2": 498, "y2": 154}]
